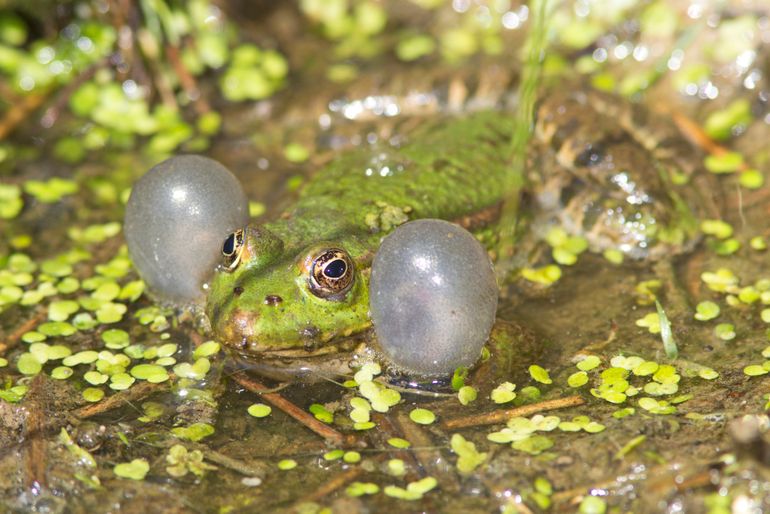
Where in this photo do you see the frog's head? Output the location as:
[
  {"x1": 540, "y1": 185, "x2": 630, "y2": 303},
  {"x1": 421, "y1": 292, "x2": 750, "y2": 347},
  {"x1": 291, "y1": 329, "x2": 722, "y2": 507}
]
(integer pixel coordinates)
[{"x1": 205, "y1": 226, "x2": 372, "y2": 355}]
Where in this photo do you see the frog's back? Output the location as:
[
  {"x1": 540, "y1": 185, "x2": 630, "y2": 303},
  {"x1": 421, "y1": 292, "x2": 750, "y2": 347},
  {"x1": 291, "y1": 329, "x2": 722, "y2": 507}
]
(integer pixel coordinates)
[{"x1": 294, "y1": 112, "x2": 519, "y2": 230}]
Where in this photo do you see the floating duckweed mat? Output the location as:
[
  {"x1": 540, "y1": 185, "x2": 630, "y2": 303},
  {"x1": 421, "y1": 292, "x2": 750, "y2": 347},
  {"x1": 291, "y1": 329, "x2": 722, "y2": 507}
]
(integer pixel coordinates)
[{"x1": 1, "y1": 1, "x2": 770, "y2": 513}]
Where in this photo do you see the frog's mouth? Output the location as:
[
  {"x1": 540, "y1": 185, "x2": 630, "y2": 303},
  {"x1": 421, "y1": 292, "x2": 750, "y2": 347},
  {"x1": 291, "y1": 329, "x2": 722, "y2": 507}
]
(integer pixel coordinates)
[{"x1": 213, "y1": 303, "x2": 373, "y2": 355}]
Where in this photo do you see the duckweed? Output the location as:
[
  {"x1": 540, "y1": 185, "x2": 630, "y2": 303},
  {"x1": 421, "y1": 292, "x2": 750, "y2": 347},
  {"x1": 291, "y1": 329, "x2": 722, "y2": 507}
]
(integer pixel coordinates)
[
  {"x1": 343, "y1": 451, "x2": 361, "y2": 464},
  {"x1": 387, "y1": 458, "x2": 406, "y2": 477},
  {"x1": 701, "y1": 219, "x2": 733, "y2": 239},
  {"x1": 101, "y1": 329, "x2": 129, "y2": 349},
  {"x1": 521, "y1": 265, "x2": 562, "y2": 285},
  {"x1": 304, "y1": 404, "x2": 332, "y2": 423},
  {"x1": 714, "y1": 323, "x2": 736, "y2": 341},
  {"x1": 528, "y1": 364, "x2": 552, "y2": 384},
  {"x1": 602, "y1": 248, "x2": 624, "y2": 264},
  {"x1": 704, "y1": 152, "x2": 743, "y2": 174},
  {"x1": 51, "y1": 366, "x2": 74, "y2": 380},
  {"x1": 130, "y1": 363, "x2": 169, "y2": 382},
  {"x1": 277, "y1": 459, "x2": 297, "y2": 471},
  {"x1": 409, "y1": 408, "x2": 436, "y2": 425},
  {"x1": 576, "y1": 355, "x2": 601, "y2": 371},
  {"x1": 458, "y1": 385, "x2": 477, "y2": 405},
  {"x1": 171, "y1": 358, "x2": 208, "y2": 379},
  {"x1": 451, "y1": 433, "x2": 487, "y2": 474},
  {"x1": 17, "y1": 352, "x2": 42, "y2": 375},
  {"x1": 0, "y1": 184, "x2": 23, "y2": 219},
  {"x1": 82, "y1": 388, "x2": 104, "y2": 402},
  {"x1": 567, "y1": 371, "x2": 589, "y2": 388},
  {"x1": 740, "y1": 169, "x2": 764, "y2": 189},
  {"x1": 750, "y1": 236, "x2": 767, "y2": 250},
  {"x1": 193, "y1": 340, "x2": 221, "y2": 359},
  {"x1": 166, "y1": 444, "x2": 215, "y2": 478},
  {"x1": 48, "y1": 300, "x2": 80, "y2": 321},
  {"x1": 694, "y1": 301, "x2": 720, "y2": 321},
  {"x1": 23, "y1": 178, "x2": 78, "y2": 203},
  {"x1": 698, "y1": 368, "x2": 719, "y2": 380},
  {"x1": 579, "y1": 495, "x2": 607, "y2": 514},
  {"x1": 284, "y1": 143, "x2": 310, "y2": 163},
  {"x1": 638, "y1": 397, "x2": 676, "y2": 415},
  {"x1": 490, "y1": 382, "x2": 517, "y2": 403},
  {"x1": 743, "y1": 365, "x2": 768, "y2": 377},
  {"x1": 84, "y1": 371, "x2": 109, "y2": 385},
  {"x1": 346, "y1": 482, "x2": 379, "y2": 497},
  {"x1": 113, "y1": 459, "x2": 150, "y2": 480},
  {"x1": 384, "y1": 476, "x2": 438, "y2": 501},
  {"x1": 635, "y1": 312, "x2": 660, "y2": 333},
  {"x1": 171, "y1": 423, "x2": 215, "y2": 442},
  {"x1": 39, "y1": 321, "x2": 76, "y2": 337},
  {"x1": 323, "y1": 450, "x2": 344, "y2": 461},
  {"x1": 109, "y1": 373, "x2": 135, "y2": 390}
]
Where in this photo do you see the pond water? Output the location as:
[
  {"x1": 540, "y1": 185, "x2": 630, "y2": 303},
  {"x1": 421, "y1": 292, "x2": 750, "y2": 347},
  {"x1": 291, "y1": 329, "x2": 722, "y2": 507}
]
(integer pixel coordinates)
[{"x1": 2, "y1": 1, "x2": 770, "y2": 513}]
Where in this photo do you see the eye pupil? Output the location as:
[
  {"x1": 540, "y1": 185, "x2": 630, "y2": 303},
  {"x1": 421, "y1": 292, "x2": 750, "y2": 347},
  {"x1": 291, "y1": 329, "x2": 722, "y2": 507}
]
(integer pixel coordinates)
[
  {"x1": 324, "y1": 259, "x2": 347, "y2": 279},
  {"x1": 221, "y1": 229, "x2": 245, "y2": 271},
  {"x1": 222, "y1": 233, "x2": 236, "y2": 256}
]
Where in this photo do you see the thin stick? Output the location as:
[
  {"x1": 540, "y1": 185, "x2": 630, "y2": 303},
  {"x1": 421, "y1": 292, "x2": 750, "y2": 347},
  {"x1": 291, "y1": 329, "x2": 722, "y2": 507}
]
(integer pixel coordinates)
[
  {"x1": 23, "y1": 375, "x2": 47, "y2": 491},
  {"x1": 187, "y1": 442, "x2": 268, "y2": 477},
  {"x1": 165, "y1": 43, "x2": 210, "y2": 114},
  {"x1": 0, "y1": 88, "x2": 48, "y2": 141},
  {"x1": 299, "y1": 466, "x2": 365, "y2": 503},
  {"x1": 230, "y1": 371, "x2": 350, "y2": 446},
  {"x1": 442, "y1": 395, "x2": 585, "y2": 430},
  {"x1": 73, "y1": 378, "x2": 172, "y2": 419},
  {"x1": 0, "y1": 309, "x2": 47, "y2": 356},
  {"x1": 395, "y1": 411, "x2": 461, "y2": 492}
]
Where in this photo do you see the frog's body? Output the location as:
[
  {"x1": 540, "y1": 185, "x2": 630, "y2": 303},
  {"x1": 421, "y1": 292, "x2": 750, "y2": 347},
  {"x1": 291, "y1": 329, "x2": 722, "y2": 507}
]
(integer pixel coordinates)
[
  {"x1": 206, "y1": 89, "x2": 716, "y2": 372},
  {"x1": 207, "y1": 112, "x2": 519, "y2": 360}
]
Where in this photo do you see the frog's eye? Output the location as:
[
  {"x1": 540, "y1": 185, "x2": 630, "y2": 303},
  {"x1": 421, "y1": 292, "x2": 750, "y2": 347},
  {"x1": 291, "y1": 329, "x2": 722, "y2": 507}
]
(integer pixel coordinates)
[
  {"x1": 309, "y1": 248, "x2": 355, "y2": 299},
  {"x1": 221, "y1": 229, "x2": 245, "y2": 271}
]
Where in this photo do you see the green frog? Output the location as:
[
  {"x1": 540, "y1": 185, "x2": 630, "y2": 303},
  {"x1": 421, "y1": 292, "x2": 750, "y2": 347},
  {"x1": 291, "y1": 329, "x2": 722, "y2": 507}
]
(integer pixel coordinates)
[{"x1": 205, "y1": 89, "x2": 716, "y2": 378}]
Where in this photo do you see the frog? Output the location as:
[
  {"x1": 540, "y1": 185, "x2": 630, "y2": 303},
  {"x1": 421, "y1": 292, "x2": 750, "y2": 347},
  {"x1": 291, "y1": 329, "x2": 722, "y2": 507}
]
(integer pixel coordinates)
[
  {"x1": 529, "y1": 88, "x2": 720, "y2": 260},
  {"x1": 205, "y1": 88, "x2": 715, "y2": 379}
]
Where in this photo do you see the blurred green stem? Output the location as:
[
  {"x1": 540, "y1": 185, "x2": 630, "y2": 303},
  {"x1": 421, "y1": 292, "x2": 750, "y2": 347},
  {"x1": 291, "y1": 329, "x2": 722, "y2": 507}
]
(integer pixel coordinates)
[{"x1": 495, "y1": 0, "x2": 549, "y2": 282}]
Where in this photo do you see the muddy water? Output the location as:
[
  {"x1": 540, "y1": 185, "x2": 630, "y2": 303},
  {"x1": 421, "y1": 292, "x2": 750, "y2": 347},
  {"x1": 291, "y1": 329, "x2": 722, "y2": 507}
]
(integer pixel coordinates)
[{"x1": 2, "y1": 1, "x2": 770, "y2": 513}]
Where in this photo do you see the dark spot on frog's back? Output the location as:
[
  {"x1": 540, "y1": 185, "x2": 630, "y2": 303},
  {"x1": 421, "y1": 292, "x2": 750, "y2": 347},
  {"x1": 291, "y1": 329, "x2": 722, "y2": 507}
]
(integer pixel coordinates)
[
  {"x1": 264, "y1": 294, "x2": 282, "y2": 306},
  {"x1": 432, "y1": 159, "x2": 451, "y2": 172}
]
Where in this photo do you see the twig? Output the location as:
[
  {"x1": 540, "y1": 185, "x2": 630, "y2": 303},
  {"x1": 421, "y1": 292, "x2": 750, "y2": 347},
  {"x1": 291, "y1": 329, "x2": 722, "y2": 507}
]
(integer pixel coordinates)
[
  {"x1": 165, "y1": 43, "x2": 210, "y2": 115},
  {"x1": 73, "y1": 377, "x2": 172, "y2": 419},
  {"x1": 187, "y1": 442, "x2": 269, "y2": 477},
  {"x1": 0, "y1": 309, "x2": 47, "y2": 356},
  {"x1": 298, "y1": 466, "x2": 365, "y2": 503},
  {"x1": 670, "y1": 111, "x2": 736, "y2": 162},
  {"x1": 230, "y1": 371, "x2": 351, "y2": 447},
  {"x1": 40, "y1": 63, "x2": 102, "y2": 129},
  {"x1": 394, "y1": 411, "x2": 461, "y2": 493},
  {"x1": 0, "y1": 87, "x2": 49, "y2": 141},
  {"x1": 23, "y1": 375, "x2": 48, "y2": 491},
  {"x1": 442, "y1": 395, "x2": 585, "y2": 430}
]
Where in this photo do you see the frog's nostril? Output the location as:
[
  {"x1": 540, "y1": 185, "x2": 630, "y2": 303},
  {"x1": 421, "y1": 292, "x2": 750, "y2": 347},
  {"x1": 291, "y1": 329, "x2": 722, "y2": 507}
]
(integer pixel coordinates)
[
  {"x1": 233, "y1": 286, "x2": 244, "y2": 296},
  {"x1": 264, "y1": 295, "x2": 283, "y2": 306}
]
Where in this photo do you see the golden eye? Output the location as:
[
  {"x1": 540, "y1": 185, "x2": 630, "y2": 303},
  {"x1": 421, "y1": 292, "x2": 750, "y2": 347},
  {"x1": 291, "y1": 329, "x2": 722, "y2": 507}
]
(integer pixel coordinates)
[
  {"x1": 309, "y1": 248, "x2": 354, "y2": 299},
  {"x1": 221, "y1": 229, "x2": 245, "y2": 271}
]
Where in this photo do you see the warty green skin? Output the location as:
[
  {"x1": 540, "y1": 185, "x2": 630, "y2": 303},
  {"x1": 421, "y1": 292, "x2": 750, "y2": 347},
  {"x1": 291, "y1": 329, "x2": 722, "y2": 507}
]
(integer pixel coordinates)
[{"x1": 205, "y1": 111, "x2": 519, "y2": 355}]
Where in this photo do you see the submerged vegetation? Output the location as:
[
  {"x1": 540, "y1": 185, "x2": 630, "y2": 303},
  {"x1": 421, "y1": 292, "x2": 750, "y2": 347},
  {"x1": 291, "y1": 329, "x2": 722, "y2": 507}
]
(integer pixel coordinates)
[{"x1": 1, "y1": 0, "x2": 770, "y2": 512}]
